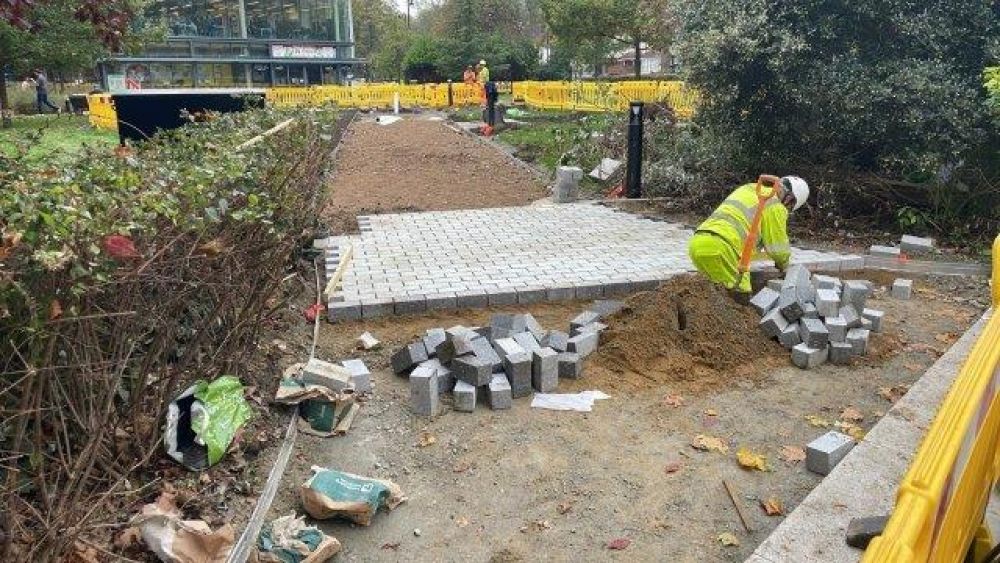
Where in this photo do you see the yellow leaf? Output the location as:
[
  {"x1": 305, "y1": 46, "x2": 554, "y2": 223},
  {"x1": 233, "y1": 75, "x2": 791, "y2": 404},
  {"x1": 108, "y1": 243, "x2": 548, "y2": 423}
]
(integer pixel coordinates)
[
  {"x1": 691, "y1": 434, "x2": 729, "y2": 454},
  {"x1": 718, "y1": 532, "x2": 740, "y2": 547},
  {"x1": 805, "y1": 414, "x2": 831, "y2": 427},
  {"x1": 840, "y1": 406, "x2": 863, "y2": 422},
  {"x1": 846, "y1": 425, "x2": 866, "y2": 441},
  {"x1": 736, "y1": 447, "x2": 769, "y2": 471},
  {"x1": 761, "y1": 498, "x2": 785, "y2": 516},
  {"x1": 779, "y1": 445, "x2": 806, "y2": 463},
  {"x1": 418, "y1": 432, "x2": 437, "y2": 448}
]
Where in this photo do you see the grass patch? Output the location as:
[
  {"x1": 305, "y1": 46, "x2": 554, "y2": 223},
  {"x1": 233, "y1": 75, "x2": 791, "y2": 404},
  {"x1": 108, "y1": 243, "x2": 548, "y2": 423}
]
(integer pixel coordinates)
[{"x1": 0, "y1": 115, "x2": 117, "y2": 164}]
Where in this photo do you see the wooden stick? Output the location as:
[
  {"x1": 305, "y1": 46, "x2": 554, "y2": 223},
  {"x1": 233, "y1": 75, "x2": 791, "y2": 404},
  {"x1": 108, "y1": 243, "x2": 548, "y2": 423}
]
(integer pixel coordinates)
[
  {"x1": 321, "y1": 242, "x2": 353, "y2": 301},
  {"x1": 235, "y1": 118, "x2": 295, "y2": 152},
  {"x1": 723, "y1": 479, "x2": 753, "y2": 533}
]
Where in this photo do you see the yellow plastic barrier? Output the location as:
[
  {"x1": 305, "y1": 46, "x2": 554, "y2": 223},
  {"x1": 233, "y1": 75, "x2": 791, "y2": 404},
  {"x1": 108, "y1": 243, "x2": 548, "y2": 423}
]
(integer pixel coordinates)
[
  {"x1": 86, "y1": 93, "x2": 118, "y2": 131},
  {"x1": 863, "y1": 233, "x2": 1000, "y2": 562}
]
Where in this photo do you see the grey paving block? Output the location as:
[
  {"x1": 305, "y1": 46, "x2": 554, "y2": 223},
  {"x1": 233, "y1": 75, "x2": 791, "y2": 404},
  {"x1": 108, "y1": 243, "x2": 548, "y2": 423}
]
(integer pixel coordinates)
[
  {"x1": 566, "y1": 331, "x2": 599, "y2": 358},
  {"x1": 409, "y1": 365, "x2": 440, "y2": 416},
  {"x1": 493, "y1": 337, "x2": 526, "y2": 361},
  {"x1": 799, "y1": 317, "x2": 830, "y2": 349},
  {"x1": 571, "y1": 321, "x2": 608, "y2": 338},
  {"x1": 532, "y1": 347, "x2": 559, "y2": 392},
  {"x1": 766, "y1": 279, "x2": 783, "y2": 292},
  {"x1": 791, "y1": 343, "x2": 829, "y2": 369},
  {"x1": 892, "y1": 278, "x2": 913, "y2": 300},
  {"x1": 436, "y1": 330, "x2": 476, "y2": 364},
  {"x1": 840, "y1": 254, "x2": 866, "y2": 270},
  {"x1": 812, "y1": 274, "x2": 841, "y2": 290},
  {"x1": 815, "y1": 288, "x2": 841, "y2": 318},
  {"x1": 523, "y1": 313, "x2": 546, "y2": 341},
  {"x1": 453, "y1": 356, "x2": 492, "y2": 386},
  {"x1": 487, "y1": 287, "x2": 518, "y2": 306},
  {"x1": 471, "y1": 336, "x2": 502, "y2": 371},
  {"x1": 455, "y1": 291, "x2": 489, "y2": 309},
  {"x1": 806, "y1": 431, "x2": 855, "y2": 475},
  {"x1": 329, "y1": 301, "x2": 362, "y2": 322},
  {"x1": 512, "y1": 331, "x2": 542, "y2": 353},
  {"x1": 491, "y1": 314, "x2": 528, "y2": 340},
  {"x1": 861, "y1": 308, "x2": 884, "y2": 332},
  {"x1": 453, "y1": 381, "x2": 477, "y2": 412},
  {"x1": 603, "y1": 280, "x2": 634, "y2": 297},
  {"x1": 825, "y1": 315, "x2": 848, "y2": 342},
  {"x1": 778, "y1": 286, "x2": 805, "y2": 322},
  {"x1": 778, "y1": 321, "x2": 802, "y2": 349},
  {"x1": 900, "y1": 235, "x2": 934, "y2": 254},
  {"x1": 829, "y1": 341, "x2": 854, "y2": 365},
  {"x1": 393, "y1": 296, "x2": 427, "y2": 315},
  {"x1": 840, "y1": 304, "x2": 863, "y2": 329},
  {"x1": 547, "y1": 286, "x2": 576, "y2": 301},
  {"x1": 302, "y1": 358, "x2": 353, "y2": 391},
  {"x1": 391, "y1": 341, "x2": 429, "y2": 374},
  {"x1": 842, "y1": 280, "x2": 872, "y2": 310},
  {"x1": 589, "y1": 299, "x2": 625, "y2": 319},
  {"x1": 847, "y1": 328, "x2": 870, "y2": 356},
  {"x1": 503, "y1": 351, "x2": 533, "y2": 398},
  {"x1": 488, "y1": 374, "x2": 513, "y2": 410},
  {"x1": 341, "y1": 359, "x2": 372, "y2": 394},
  {"x1": 869, "y1": 245, "x2": 901, "y2": 258},
  {"x1": 760, "y1": 307, "x2": 790, "y2": 339},
  {"x1": 422, "y1": 328, "x2": 446, "y2": 357},
  {"x1": 750, "y1": 287, "x2": 781, "y2": 315},
  {"x1": 573, "y1": 282, "x2": 605, "y2": 300},
  {"x1": 544, "y1": 330, "x2": 570, "y2": 352},
  {"x1": 516, "y1": 286, "x2": 547, "y2": 304},
  {"x1": 557, "y1": 352, "x2": 583, "y2": 379},
  {"x1": 570, "y1": 310, "x2": 601, "y2": 332},
  {"x1": 801, "y1": 302, "x2": 819, "y2": 319},
  {"x1": 361, "y1": 299, "x2": 395, "y2": 319},
  {"x1": 425, "y1": 292, "x2": 458, "y2": 311}
]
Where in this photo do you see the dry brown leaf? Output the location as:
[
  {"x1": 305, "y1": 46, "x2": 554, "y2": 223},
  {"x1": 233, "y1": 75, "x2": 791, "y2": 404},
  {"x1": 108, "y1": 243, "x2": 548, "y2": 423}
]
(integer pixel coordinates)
[
  {"x1": 662, "y1": 393, "x2": 684, "y2": 407},
  {"x1": 48, "y1": 299, "x2": 63, "y2": 321},
  {"x1": 67, "y1": 541, "x2": 101, "y2": 563},
  {"x1": 935, "y1": 332, "x2": 957, "y2": 344},
  {"x1": 456, "y1": 516, "x2": 469, "y2": 528},
  {"x1": 606, "y1": 537, "x2": 631, "y2": 550},
  {"x1": 736, "y1": 447, "x2": 769, "y2": 471},
  {"x1": 805, "y1": 414, "x2": 831, "y2": 427},
  {"x1": 761, "y1": 498, "x2": 785, "y2": 516},
  {"x1": 113, "y1": 526, "x2": 142, "y2": 549},
  {"x1": 779, "y1": 445, "x2": 806, "y2": 463},
  {"x1": 718, "y1": 532, "x2": 740, "y2": 547},
  {"x1": 703, "y1": 409, "x2": 718, "y2": 416},
  {"x1": 557, "y1": 500, "x2": 573, "y2": 514},
  {"x1": 198, "y1": 239, "x2": 227, "y2": 256},
  {"x1": 691, "y1": 434, "x2": 729, "y2": 454},
  {"x1": 846, "y1": 425, "x2": 866, "y2": 441},
  {"x1": 664, "y1": 461, "x2": 684, "y2": 474},
  {"x1": 903, "y1": 362, "x2": 923, "y2": 372},
  {"x1": 878, "y1": 385, "x2": 909, "y2": 403},
  {"x1": 840, "y1": 406, "x2": 863, "y2": 422},
  {"x1": 418, "y1": 432, "x2": 437, "y2": 448}
]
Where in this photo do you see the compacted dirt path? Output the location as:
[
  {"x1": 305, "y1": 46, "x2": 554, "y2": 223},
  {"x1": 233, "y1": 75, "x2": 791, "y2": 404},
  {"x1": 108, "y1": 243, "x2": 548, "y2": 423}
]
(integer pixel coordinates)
[{"x1": 323, "y1": 116, "x2": 547, "y2": 234}]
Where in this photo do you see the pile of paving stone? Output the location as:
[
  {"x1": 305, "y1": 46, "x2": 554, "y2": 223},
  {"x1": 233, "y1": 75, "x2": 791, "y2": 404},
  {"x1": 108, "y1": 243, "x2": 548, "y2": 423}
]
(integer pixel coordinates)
[
  {"x1": 751, "y1": 265, "x2": 886, "y2": 368},
  {"x1": 392, "y1": 301, "x2": 624, "y2": 416}
]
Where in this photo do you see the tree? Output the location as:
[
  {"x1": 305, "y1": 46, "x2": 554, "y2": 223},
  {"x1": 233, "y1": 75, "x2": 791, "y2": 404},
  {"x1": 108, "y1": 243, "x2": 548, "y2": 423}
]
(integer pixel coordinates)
[
  {"x1": 353, "y1": 0, "x2": 408, "y2": 80},
  {"x1": 541, "y1": 0, "x2": 676, "y2": 77}
]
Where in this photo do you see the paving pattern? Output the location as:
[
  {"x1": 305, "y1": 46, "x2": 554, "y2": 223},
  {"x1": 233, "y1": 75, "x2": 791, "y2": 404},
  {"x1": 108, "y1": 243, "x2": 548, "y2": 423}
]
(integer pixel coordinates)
[{"x1": 326, "y1": 204, "x2": 860, "y2": 321}]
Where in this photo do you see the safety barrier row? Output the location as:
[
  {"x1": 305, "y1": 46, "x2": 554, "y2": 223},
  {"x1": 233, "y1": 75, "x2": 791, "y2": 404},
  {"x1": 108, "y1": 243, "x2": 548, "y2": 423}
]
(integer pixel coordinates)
[
  {"x1": 512, "y1": 80, "x2": 698, "y2": 118},
  {"x1": 863, "y1": 233, "x2": 1000, "y2": 562},
  {"x1": 266, "y1": 82, "x2": 486, "y2": 110},
  {"x1": 86, "y1": 93, "x2": 118, "y2": 131}
]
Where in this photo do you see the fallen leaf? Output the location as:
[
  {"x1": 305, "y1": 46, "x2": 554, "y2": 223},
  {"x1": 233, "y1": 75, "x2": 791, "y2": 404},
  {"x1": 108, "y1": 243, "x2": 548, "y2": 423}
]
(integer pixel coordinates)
[
  {"x1": 199, "y1": 472, "x2": 212, "y2": 485},
  {"x1": 304, "y1": 302, "x2": 325, "y2": 323},
  {"x1": 691, "y1": 434, "x2": 729, "y2": 454},
  {"x1": 453, "y1": 461, "x2": 471, "y2": 473},
  {"x1": 113, "y1": 527, "x2": 142, "y2": 549},
  {"x1": 418, "y1": 432, "x2": 437, "y2": 448},
  {"x1": 664, "y1": 461, "x2": 684, "y2": 474},
  {"x1": 662, "y1": 393, "x2": 684, "y2": 407},
  {"x1": 805, "y1": 414, "x2": 831, "y2": 427},
  {"x1": 456, "y1": 516, "x2": 469, "y2": 528},
  {"x1": 718, "y1": 532, "x2": 741, "y2": 547},
  {"x1": 874, "y1": 410, "x2": 885, "y2": 418},
  {"x1": 381, "y1": 542, "x2": 400, "y2": 550},
  {"x1": 761, "y1": 498, "x2": 785, "y2": 516},
  {"x1": 840, "y1": 406, "x2": 863, "y2": 422},
  {"x1": 48, "y1": 299, "x2": 63, "y2": 320},
  {"x1": 846, "y1": 425, "x2": 866, "y2": 441},
  {"x1": 606, "y1": 537, "x2": 631, "y2": 550},
  {"x1": 903, "y1": 362, "x2": 923, "y2": 372},
  {"x1": 736, "y1": 447, "x2": 769, "y2": 471},
  {"x1": 198, "y1": 239, "x2": 226, "y2": 256},
  {"x1": 557, "y1": 500, "x2": 573, "y2": 514},
  {"x1": 67, "y1": 541, "x2": 101, "y2": 563},
  {"x1": 102, "y1": 234, "x2": 142, "y2": 260},
  {"x1": 877, "y1": 385, "x2": 909, "y2": 403},
  {"x1": 779, "y1": 445, "x2": 806, "y2": 463},
  {"x1": 935, "y1": 332, "x2": 957, "y2": 344},
  {"x1": 703, "y1": 409, "x2": 718, "y2": 416},
  {"x1": 528, "y1": 519, "x2": 552, "y2": 531}
]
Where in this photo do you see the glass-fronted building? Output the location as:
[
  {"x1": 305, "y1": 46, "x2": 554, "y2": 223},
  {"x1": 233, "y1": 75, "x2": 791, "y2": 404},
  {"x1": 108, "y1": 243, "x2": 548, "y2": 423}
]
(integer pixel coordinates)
[{"x1": 100, "y1": 0, "x2": 362, "y2": 89}]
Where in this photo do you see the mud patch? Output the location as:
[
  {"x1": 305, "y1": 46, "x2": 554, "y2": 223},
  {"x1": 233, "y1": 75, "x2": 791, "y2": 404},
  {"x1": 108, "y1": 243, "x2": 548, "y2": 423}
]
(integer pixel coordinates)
[{"x1": 591, "y1": 274, "x2": 786, "y2": 392}]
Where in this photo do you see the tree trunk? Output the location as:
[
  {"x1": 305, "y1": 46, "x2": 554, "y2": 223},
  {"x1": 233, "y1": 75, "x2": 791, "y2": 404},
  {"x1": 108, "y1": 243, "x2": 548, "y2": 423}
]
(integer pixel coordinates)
[
  {"x1": 0, "y1": 56, "x2": 11, "y2": 128},
  {"x1": 633, "y1": 37, "x2": 642, "y2": 78}
]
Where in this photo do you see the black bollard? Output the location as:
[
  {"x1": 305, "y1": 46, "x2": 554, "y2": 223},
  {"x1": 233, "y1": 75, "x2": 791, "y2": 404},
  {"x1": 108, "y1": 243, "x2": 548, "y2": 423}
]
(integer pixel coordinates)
[
  {"x1": 625, "y1": 101, "x2": 644, "y2": 198},
  {"x1": 487, "y1": 90, "x2": 497, "y2": 128}
]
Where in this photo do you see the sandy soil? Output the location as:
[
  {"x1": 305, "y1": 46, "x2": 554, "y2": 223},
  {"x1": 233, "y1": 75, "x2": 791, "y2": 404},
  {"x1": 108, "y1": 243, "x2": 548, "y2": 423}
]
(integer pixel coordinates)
[
  {"x1": 322, "y1": 116, "x2": 547, "y2": 234},
  {"x1": 264, "y1": 272, "x2": 988, "y2": 562}
]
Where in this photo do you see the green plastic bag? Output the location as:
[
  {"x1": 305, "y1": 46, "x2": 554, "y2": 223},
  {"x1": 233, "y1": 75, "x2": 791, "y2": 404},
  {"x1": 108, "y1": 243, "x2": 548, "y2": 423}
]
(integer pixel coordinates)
[{"x1": 165, "y1": 375, "x2": 252, "y2": 469}]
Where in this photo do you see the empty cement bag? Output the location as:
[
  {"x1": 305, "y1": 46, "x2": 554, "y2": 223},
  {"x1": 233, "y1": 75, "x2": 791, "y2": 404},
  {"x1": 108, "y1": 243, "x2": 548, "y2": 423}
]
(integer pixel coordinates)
[
  {"x1": 165, "y1": 375, "x2": 252, "y2": 470},
  {"x1": 300, "y1": 466, "x2": 407, "y2": 526},
  {"x1": 250, "y1": 514, "x2": 341, "y2": 563}
]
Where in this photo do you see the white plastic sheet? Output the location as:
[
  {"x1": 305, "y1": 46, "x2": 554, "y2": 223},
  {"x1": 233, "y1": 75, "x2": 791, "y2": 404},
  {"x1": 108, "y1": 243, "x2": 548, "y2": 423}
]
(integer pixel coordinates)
[{"x1": 530, "y1": 390, "x2": 610, "y2": 412}]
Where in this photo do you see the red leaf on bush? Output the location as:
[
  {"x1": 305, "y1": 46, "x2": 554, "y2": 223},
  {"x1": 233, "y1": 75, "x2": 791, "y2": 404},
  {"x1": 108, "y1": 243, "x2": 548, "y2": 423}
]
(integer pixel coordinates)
[
  {"x1": 102, "y1": 235, "x2": 141, "y2": 260},
  {"x1": 606, "y1": 537, "x2": 631, "y2": 550},
  {"x1": 304, "y1": 303, "x2": 324, "y2": 323}
]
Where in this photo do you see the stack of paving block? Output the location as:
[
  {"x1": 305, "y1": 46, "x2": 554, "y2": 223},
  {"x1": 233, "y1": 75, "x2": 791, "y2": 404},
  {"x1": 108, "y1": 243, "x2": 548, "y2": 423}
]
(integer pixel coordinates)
[
  {"x1": 753, "y1": 265, "x2": 884, "y2": 369},
  {"x1": 393, "y1": 301, "x2": 623, "y2": 416}
]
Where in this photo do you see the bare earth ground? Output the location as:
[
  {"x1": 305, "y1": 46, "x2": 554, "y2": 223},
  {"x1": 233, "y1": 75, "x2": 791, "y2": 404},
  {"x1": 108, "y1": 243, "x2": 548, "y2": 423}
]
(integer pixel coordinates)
[
  {"x1": 265, "y1": 272, "x2": 988, "y2": 562},
  {"x1": 322, "y1": 116, "x2": 547, "y2": 234}
]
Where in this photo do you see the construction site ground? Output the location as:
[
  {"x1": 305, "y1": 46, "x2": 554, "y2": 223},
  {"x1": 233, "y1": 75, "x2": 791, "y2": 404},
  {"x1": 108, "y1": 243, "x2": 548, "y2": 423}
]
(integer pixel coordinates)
[{"x1": 255, "y1": 115, "x2": 992, "y2": 561}]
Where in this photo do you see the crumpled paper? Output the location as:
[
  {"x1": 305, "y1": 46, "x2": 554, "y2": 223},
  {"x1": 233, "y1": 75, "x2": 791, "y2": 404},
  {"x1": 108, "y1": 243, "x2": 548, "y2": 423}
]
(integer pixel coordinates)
[
  {"x1": 530, "y1": 390, "x2": 610, "y2": 412},
  {"x1": 131, "y1": 492, "x2": 234, "y2": 563}
]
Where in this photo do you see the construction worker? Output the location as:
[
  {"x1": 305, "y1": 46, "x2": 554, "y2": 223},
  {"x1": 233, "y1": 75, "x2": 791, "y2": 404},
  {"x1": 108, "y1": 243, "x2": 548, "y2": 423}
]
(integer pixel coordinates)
[
  {"x1": 476, "y1": 60, "x2": 490, "y2": 85},
  {"x1": 463, "y1": 65, "x2": 477, "y2": 85},
  {"x1": 688, "y1": 175, "x2": 810, "y2": 294}
]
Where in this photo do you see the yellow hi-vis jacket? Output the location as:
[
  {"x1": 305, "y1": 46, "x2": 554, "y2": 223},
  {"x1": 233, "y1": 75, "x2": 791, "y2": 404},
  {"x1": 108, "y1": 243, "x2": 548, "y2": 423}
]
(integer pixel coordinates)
[{"x1": 696, "y1": 183, "x2": 792, "y2": 270}]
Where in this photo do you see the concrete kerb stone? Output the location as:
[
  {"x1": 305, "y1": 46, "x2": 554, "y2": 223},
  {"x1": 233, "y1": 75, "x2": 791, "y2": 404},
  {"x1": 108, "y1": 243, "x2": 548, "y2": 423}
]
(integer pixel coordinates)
[
  {"x1": 791, "y1": 343, "x2": 828, "y2": 369},
  {"x1": 825, "y1": 316, "x2": 848, "y2": 342},
  {"x1": 900, "y1": 235, "x2": 934, "y2": 254},
  {"x1": 750, "y1": 287, "x2": 781, "y2": 316},
  {"x1": 453, "y1": 381, "x2": 477, "y2": 413},
  {"x1": 847, "y1": 328, "x2": 871, "y2": 355},
  {"x1": 453, "y1": 356, "x2": 492, "y2": 386},
  {"x1": 862, "y1": 308, "x2": 885, "y2": 332},
  {"x1": 488, "y1": 374, "x2": 513, "y2": 410},
  {"x1": 557, "y1": 352, "x2": 583, "y2": 379},
  {"x1": 391, "y1": 342, "x2": 429, "y2": 374},
  {"x1": 426, "y1": 292, "x2": 458, "y2": 311},
  {"x1": 760, "y1": 308, "x2": 790, "y2": 339},
  {"x1": 829, "y1": 341, "x2": 854, "y2": 365},
  {"x1": 892, "y1": 278, "x2": 914, "y2": 300},
  {"x1": 570, "y1": 310, "x2": 600, "y2": 332},
  {"x1": 532, "y1": 347, "x2": 558, "y2": 392},
  {"x1": 547, "y1": 286, "x2": 576, "y2": 301},
  {"x1": 799, "y1": 318, "x2": 830, "y2": 349},
  {"x1": 409, "y1": 365, "x2": 440, "y2": 416},
  {"x1": 503, "y1": 351, "x2": 533, "y2": 398},
  {"x1": 512, "y1": 331, "x2": 542, "y2": 353},
  {"x1": 778, "y1": 321, "x2": 802, "y2": 349},
  {"x1": 566, "y1": 331, "x2": 599, "y2": 358},
  {"x1": 517, "y1": 286, "x2": 548, "y2": 304},
  {"x1": 806, "y1": 431, "x2": 855, "y2": 475},
  {"x1": 341, "y1": 359, "x2": 372, "y2": 394}
]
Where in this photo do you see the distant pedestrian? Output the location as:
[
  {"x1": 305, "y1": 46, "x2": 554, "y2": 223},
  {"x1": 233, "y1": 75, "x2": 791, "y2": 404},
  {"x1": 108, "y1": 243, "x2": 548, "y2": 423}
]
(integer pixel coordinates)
[
  {"x1": 34, "y1": 70, "x2": 60, "y2": 114},
  {"x1": 463, "y1": 65, "x2": 477, "y2": 85}
]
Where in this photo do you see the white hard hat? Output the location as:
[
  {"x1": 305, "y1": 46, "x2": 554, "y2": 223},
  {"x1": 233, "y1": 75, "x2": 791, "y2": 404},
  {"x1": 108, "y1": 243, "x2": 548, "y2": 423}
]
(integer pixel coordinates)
[
  {"x1": 479, "y1": 60, "x2": 487, "y2": 66},
  {"x1": 782, "y1": 176, "x2": 810, "y2": 211}
]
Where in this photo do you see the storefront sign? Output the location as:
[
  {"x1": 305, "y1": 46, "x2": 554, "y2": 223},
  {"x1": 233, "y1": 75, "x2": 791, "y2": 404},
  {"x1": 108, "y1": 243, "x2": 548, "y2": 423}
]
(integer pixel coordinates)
[{"x1": 270, "y1": 44, "x2": 336, "y2": 59}]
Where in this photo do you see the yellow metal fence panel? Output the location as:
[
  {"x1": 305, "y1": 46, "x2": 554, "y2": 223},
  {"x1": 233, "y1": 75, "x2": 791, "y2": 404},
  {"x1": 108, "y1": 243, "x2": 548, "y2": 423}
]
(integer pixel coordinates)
[
  {"x1": 863, "y1": 233, "x2": 1000, "y2": 562},
  {"x1": 86, "y1": 94, "x2": 118, "y2": 132}
]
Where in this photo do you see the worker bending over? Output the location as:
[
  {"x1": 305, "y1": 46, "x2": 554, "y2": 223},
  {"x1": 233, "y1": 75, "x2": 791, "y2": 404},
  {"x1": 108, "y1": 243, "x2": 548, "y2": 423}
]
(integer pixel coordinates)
[{"x1": 688, "y1": 175, "x2": 810, "y2": 294}]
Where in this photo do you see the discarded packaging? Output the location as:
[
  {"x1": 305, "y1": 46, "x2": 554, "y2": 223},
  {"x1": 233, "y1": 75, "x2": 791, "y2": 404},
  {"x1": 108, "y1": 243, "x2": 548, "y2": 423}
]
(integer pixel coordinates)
[
  {"x1": 165, "y1": 375, "x2": 252, "y2": 470},
  {"x1": 250, "y1": 514, "x2": 342, "y2": 563},
  {"x1": 530, "y1": 390, "x2": 610, "y2": 412},
  {"x1": 133, "y1": 492, "x2": 234, "y2": 563},
  {"x1": 589, "y1": 158, "x2": 622, "y2": 181},
  {"x1": 301, "y1": 466, "x2": 408, "y2": 526},
  {"x1": 274, "y1": 378, "x2": 357, "y2": 437},
  {"x1": 356, "y1": 331, "x2": 381, "y2": 350}
]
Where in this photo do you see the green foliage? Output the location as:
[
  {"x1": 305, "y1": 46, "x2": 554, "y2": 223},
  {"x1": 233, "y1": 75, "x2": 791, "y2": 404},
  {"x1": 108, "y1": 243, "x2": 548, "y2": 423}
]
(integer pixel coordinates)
[
  {"x1": 402, "y1": 32, "x2": 539, "y2": 82},
  {"x1": 0, "y1": 114, "x2": 117, "y2": 163},
  {"x1": 987, "y1": 67, "x2": 1000, "y2": 114}
]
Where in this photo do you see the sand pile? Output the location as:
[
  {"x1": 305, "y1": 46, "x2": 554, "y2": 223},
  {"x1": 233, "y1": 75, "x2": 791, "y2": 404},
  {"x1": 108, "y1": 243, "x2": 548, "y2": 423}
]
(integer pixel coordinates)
[{"x1": 592, "y1": 275, "x2": 784, "y2": 389}]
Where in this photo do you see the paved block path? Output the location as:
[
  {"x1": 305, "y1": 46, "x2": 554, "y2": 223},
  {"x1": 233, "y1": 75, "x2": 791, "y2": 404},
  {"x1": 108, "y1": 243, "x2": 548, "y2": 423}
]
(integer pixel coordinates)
[{"x1": 326, "y1": 204, "x2": 858, "y2": 321}]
